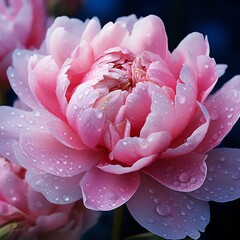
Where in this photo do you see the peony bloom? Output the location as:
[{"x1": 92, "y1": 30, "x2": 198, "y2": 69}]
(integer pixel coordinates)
[
  {"x1": 0, "y1": 15, "x2": 239, "y2": 239},
  {"x1": 0, "y1": 157, "x2": 100, "y2": 240},
  {"x1": 0, "y1": 0, "x2": 47, "y2": 84}
]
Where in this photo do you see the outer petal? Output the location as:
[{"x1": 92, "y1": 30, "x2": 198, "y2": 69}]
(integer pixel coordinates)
[
  {"x1": 26, "y1": 171, "x2": 83, "y2": 204},
  {"x1": 19, "y1": 131, "x2": 104, "y2": 177},
  {"x1": 80, "y1": 167, "x2": 140, "y2": 210},
  {"x1": 197, "y1": 75, "x2": 240, "y2": 153},
  {"x1": 0, "y1": 107, "x2": 50, "y2": 163},
  {"x1": 127, "y1": 174, "x2": 210, "y2": 240},
  {"x1": 7, "y1": 49, "x2": 40, "y2": 109},
  {"x1": 144, "y1": 152, "x2": 207, "y2": 192},
  {"x1": 189, "y1": 148, "x2": 240, "y2": 202}
]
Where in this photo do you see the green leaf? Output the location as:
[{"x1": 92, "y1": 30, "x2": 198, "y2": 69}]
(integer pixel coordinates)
[{"x1": 0, "y1": 222, "x2": 18, "y2": 240}]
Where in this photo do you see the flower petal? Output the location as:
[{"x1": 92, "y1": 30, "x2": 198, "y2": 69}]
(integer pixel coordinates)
[
  {"x1": 20, "y1": 131, "x2": 103, "y2": 177},
  {"x1": 144, "y1": 152, "x2": 207, "y2": 192},
  {"x1": 197, "y1": 75, "x2": 240, "y2": 153},
  {"x1": 127, "y1": 174, "x2": 210, "y2": 240},
  {"x1": 125, "y1": 15, "x2": 168, "y2": 60},
  {"x1": 189, "y1": 148, "x2": 240, "y2": 202},
  {"x1": 80, "y1": 167, "x2": 140, "y2": 210},
  {"x1": 26, "y1": 171, "x2": 83, "y2": 204},
  {"x1": 0, "y1": 107, "x2": 50, "y2": 163},
  {"x1": 7, "y1": 49, "x2": 40, "y2": 109}
]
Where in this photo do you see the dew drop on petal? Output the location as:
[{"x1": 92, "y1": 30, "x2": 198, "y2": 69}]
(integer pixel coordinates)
[
  {"x1": 179, "y1": 172, "x2": 191, "y2": 183},
  {"x1": 156, "y1": 204, "x2": 171, "y2": 217},
  {"x1": 63, "y1": 195, "x2": 70, "y2": 202}
]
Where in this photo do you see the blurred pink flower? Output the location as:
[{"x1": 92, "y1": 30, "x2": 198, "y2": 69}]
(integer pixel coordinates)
[
  {"x1": 0, "y1": 157, "x2": 100, "y2": 240},
  {"x1": 0, "y1": 15, "x2": 240, "y2": 239},
  {"x1": 0, "y1": 0, "x2": 47, "y2": 84}
]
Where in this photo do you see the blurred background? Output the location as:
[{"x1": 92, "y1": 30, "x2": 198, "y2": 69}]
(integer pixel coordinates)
[{"x1": 31, "y1": 0, "x2": 240, "y2": 239}]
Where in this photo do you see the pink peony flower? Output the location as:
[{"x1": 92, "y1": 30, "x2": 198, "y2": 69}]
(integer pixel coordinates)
[
  {"x1": 0, "y1": 157, "x2": 100, "y2": 240},
  {"x1": 0, "y1": 14, "x2": 239, "y2": 239},
  {"x1": 0, "y1": 0, "x2": 47, "y2": 84}
]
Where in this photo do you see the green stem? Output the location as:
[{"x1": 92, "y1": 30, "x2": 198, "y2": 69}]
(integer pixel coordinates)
[{"x1": 112, "y1": 206, "x2": 123, "y2": 240}]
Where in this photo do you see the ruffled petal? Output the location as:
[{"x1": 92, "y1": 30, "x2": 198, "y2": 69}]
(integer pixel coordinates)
[
  {"x1": 80, "y1": 167, "x2": 140, "y2": 210},
  {"x1": 189, "y1": 148, "x2": 240, "y2": 202},
  {"x1": 20, "y1": 131, "x2": 103, "y2": 177},
  {"x1": 127, "y1": 174, "x2": 210, "y2": 240},
  {"x1": 26, "y1": 171, "x2": 83, "y2": 204},
  {"x1": 197, "y1": 75, "x2": 240, "y2": 153},
  {"x1": 144, "y1": 152, "x2": 207, "y2": 192}
]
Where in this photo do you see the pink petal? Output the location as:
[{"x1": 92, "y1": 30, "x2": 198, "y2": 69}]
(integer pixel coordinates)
[
  {"x1": 163, "y1": 103, "x2": 210, "y2": 157},
  {"x1": 196, "y1": 56, "x2": 218, "y2": 102},
  {"x1": 175, "y1": 32, "x2": 209, "y2": 57},
  {"x1": 26, "y1": 171, "x2": 83, "y2": 204},
  {"x1": 197, "y1": 75, "x2": 240, "y2": 153},
  {"x1": 144, "y1": 152, "x2": 207, "y2": 192},
  {"x1": 47, "y1": 116, "x2": 87, "y2": 150},
  {"x1": 28, "y1": 55, "x2": 65, "y2": 120},
  {"x1": 20, "y1": 131, "x2": 103, "y2": 177},
  {"x1": 116, "y1": 14, "x2": 138, "y2": 32},
  {"x1": 7, "y1": 49, "x2": 40, "y2": 109},
  {"x1": 0, "y1": 168, "x2": 28, "y2": 213},
  {"x1": 66, "y1": 84, "x2": 99, "y2": 129},
  {"x1": 97, "y1": 154, "x2": 157, "y2": 174},
  {"x1": 189, "y1": 148, "x2": 240, "y2": 202},
  {"x1": 125, "y1": 15, "x2": 168, "y2": 60},
  {"x1": 0, "y1": 107, "x2": 50, "y2": 163},
  {"x1": 111, "y1": 132, "x2": 172, "y2": 166},
  {"x1": 127, "y1": 174, "x2": 210, "y2": 240},
  {"x1": 124, "y1": 82, "x2": 152, "y2": 136},
  {"x1": 80, "y1": 167, "x2": 140, "y2": 210},
  {"x1": 76, "y1": 108, "x2": 106, "y2": 148},
  {"x1": 91, "y1": 21, "x2": 128, "y2": 58},
  {"x1": 28, "y1": 188, "x2": 55, "y2": 217}
]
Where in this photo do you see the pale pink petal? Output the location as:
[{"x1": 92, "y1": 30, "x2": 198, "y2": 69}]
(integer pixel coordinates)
[
  {"x1": 30, "y1": 212, "x2": 69, "y2": 234},
  {"x1": 111, "y1": 132, "x2": 172, "y2": 166},
  {"x1": 144, "y1": 152, "x2": 207, "y2": 192},
  {"x1": 80, "y1": 167, "x2": 140, "y2": 210},
  {"x1": 20, "y1": 131, "x2": 103, "y2": 177},
  {"x1": 47, "y1": 116, "x2": 87, "y2": 150},
  {"x1": 175, "y1": 32, "x2": 209, "y2": 57},
  {"x1": 189, "y1": 148, "x2": 240, "y2": 202},
  {"x1": 216, "y1": 64, "x2": 227, "y2": 78},
  {"x1": 163, "y1": 103, "x2": 210, "y2": 157},
  {"x1": 28, "y1": 55, "x2": 65, "y2": 120},
  {"x1": 0, "y1": 168, "x2": 28, "y2": 213},
  {"x1": 76, "y1": 108, "x2": 106, "y2": 148},
  {"x1": 0, "y1": 200, "x2": 25, "y2": 221},
  {"x1": 97, "y1": 154, "x2": 157, "y2": 174},
  {"x1": 116, "y1": 14, "x2": 138, "y2": 32},
  {"x1": 196, "y1": 56, "x2": 218, "y2": 102},
  {"x1": 125, "y1": 15, "x2": 168, "y2": 60},
  {"x1": 26, "y1": 171, "x2": 83, "y2": 204},
  {"x1": 91, "y1": 21, "x2": 128, "y2": 58},
  {"x1": 0, "y1": 107, "x2": 50, "y2": 163},
  {"x1": 127, "y1": 174, "x2": 210, "y2": 240},
  {"x1": 66, "y1": 84, "x2": 99, "y2": 129},
  {"x1": 124, "y1": 82, "x2": 151, "y2": 136},
  {"x1": 28, "y1": 188, "x2": 55, "y2": 217},
  {"x1": 7, "y1": 49, "x2": 40, "y2": 109},
  {"x1": 197, "y1": 75, "x2": 240, "y2": 153}
]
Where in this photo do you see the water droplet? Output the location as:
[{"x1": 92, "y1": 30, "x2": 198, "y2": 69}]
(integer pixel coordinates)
[
  {"x1": 181, "y1": 211, "x2": 186, "y2": 216},
  {"x1": 154, "y1": 197, "x2": 161, "y2": 204},
  {"x1": 63, "y1": 195, "x2": 70, "y2": 202},
  {"x1": 156, "y1": 204, "x2": 171, "y2": 217},
  {"x1": 149, "y1": 188, "x2": 156, "y2": 194},
  {"x1": 227, "y1": 113, "x2": 233, "y2": 119},
  {"x1": 179, "y1": 172, "x2": 191, "y2": 183},
  {"x1": 95, "y1": 111, "x2": 103, "y2": 119},
  {"x1": 232, "y1": 172, "x2": 240, "y2": 180},
  {"x1": 177, "y1": 95, "x2": 186, "y2": 104},
  {"x1": 147, "y1": 218, "x2": 155, "y2": 224},
  {"x1": 210, "y1": 110, "x2": 219, "y2": 120},
  {"x1": 201, "y1": 215, "x2": 207, "y2": 221}
]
